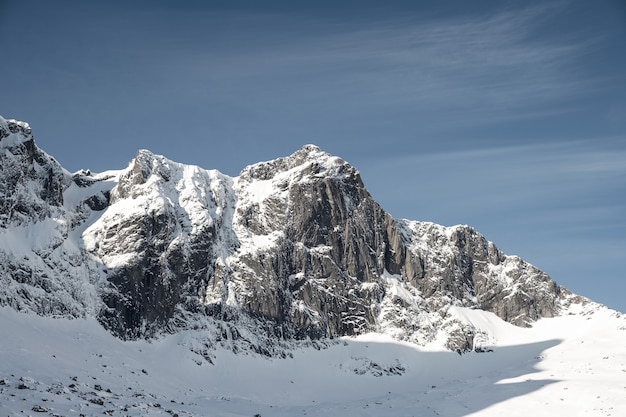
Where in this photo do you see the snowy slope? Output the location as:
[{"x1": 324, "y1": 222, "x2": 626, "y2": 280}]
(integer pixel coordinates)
[{"x1": 1, "y1": 305, "x2": 624, "y2": 417}]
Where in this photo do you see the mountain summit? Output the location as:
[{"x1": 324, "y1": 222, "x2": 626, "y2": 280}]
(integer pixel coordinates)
[{"x1": 0, "y1": 116, "x2": 591, "y2": 357}]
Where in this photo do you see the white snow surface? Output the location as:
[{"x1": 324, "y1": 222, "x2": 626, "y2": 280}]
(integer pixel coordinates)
[{"x1": 1, "y1": 305, "x2": 624, "y2": 417}]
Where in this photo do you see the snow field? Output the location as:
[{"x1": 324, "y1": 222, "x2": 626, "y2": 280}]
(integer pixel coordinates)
[{"x1": 1, "y1": 306, "x2": 624, "y2": 417}]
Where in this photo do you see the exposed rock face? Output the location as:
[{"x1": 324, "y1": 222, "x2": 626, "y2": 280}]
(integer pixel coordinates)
[
  {"x1": 0, "y1": 118, "x2": 584, "y2": 354},
  {"x1": 0, "y1": 117, "x2": 110, "y2": 318},
  {"x1": 0, "y1": 118, "x2": 69, "y2": 228},
  {"x1": 86, "y1": 150, "x2": 237, "y2": 338},
  {"x1": 401, "y1": 222, "x2": 563, "y2": 326},
  {"x1": 222, "y1": 146, "x2": 394, "y2": 338}
]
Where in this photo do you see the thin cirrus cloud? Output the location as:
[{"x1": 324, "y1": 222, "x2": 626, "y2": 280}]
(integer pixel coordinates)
[
  {"x1": 160, "y1": 4, "x2": 603, "y2": 136},
  {"x1": 362, "y1": 138, "x2": 626, "y2": 220}
]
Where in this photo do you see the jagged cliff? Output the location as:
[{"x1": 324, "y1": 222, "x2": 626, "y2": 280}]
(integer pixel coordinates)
[
  {"x1": 0, "y1": 117, "x2": 104, "y2": 318},
  {"x1": 0, "y1": 116, "x2": 585, "y2": 355}
]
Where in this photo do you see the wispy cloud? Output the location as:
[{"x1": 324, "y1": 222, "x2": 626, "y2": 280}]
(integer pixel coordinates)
[
  {"x1": 159, "y1": 2, "x2": 607, "y2": 133},
  {"x1": 12, "y1": 1, "x2": 615, "y2": 162},
  {"x1": 363, "y1": 137, "x2": 626, "y2": 220}
]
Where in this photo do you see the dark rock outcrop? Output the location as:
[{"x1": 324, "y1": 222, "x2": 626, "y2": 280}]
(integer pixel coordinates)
[
  {"x1": 0, "y1": 117, "x2": 113, "y2": 319},
  {"x1": 0, "y1": 118, "x2": 70, "y2": 228}
]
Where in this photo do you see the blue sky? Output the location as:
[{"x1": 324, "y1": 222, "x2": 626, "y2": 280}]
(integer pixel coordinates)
[{"x1": 1, "y1": 0, "x2": 625, "y2": 312}]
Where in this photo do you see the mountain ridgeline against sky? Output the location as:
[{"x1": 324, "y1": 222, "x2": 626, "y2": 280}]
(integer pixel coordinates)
[{"x1": 0, "y1": 116, "x2": 589, "y2": 356}]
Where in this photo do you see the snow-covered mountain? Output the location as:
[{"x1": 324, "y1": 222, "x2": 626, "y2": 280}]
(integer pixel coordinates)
[
  {"x1": 2, "y1": 115, "x2": 625, "y2": 416},
  {"x1": 0, "y1": 115, "x2": 597, "y2": 354}
]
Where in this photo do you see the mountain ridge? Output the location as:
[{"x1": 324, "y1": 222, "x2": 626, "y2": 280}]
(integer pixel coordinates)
[{"x1": 0, "y1": 115, "x2": 594, "y2": 357}]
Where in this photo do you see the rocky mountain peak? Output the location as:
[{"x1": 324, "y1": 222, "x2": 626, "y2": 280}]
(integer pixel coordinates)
[
  {"x1": 0, "y1": 116, "x2": 33, "y2": 146},
  {"x1": 0, "y1": 118, "x2": 594, "y2": 357},
  {"x1": 239, "y1": 144, "x2": 359, "y2": 184},
  {"x1": 112, "y1": 149, "x2": 177, "y2": 201},
  {"x1": 0, "y1": 116, "x2": 70, "y2": 228}
]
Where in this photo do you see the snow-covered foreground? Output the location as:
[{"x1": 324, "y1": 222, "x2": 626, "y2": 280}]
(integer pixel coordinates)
[{"x1": 1, "y1": 306, "x2": 624, "y2": 417}]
